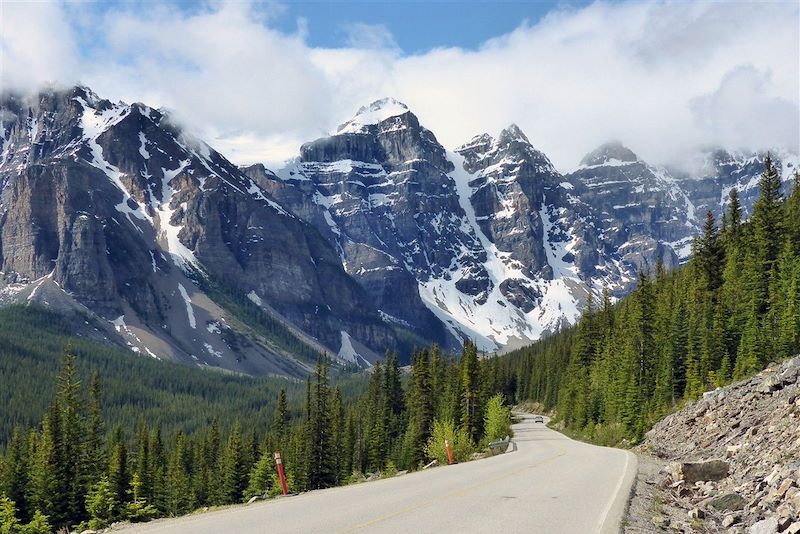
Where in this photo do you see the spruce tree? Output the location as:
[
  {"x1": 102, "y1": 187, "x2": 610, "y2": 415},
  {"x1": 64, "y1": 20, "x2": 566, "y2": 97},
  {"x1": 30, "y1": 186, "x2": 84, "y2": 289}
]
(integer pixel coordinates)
[
  {"x1": 751, "y1": 153, "x2": 784, "y2": 313},
  {"x1": 107, "y1": 425, "x2": 130, "y2": 518},
  {"x1": 84, "y1": 372, "x2": 106, "y2": 489},
  {"x1": 307, "y1": 357, "x2": 335, "y2": 489},
  {"x1": 272, "y1": 389, "x2": 289, "y2": 440},
  {"x1": 165, "y1": 432, "x2": 191, "y2": 517},
  {"x1": 460, "y1": 341, "x2": 482, "y2": 443},
  {"x1": 0, "y1": 427, "x2": 29, "y2": 522},
  {"x1": 220, "y1": 421, "x2": 247, "y2": 504},
  {"x1": 402, "y1": 351, "x2": 433, "y2": 469}
]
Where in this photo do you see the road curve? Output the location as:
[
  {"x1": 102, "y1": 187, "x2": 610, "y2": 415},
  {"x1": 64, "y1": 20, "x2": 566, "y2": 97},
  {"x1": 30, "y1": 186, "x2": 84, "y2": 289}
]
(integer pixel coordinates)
[{"x1": 117, "y1": 414, "x2": 637, "y2": 534}]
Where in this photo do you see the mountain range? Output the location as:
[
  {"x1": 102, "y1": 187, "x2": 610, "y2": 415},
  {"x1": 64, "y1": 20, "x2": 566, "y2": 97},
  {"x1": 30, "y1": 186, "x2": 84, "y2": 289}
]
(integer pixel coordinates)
[{"x1": 0, "y1": 87, "x2": 796, "y2": 375}]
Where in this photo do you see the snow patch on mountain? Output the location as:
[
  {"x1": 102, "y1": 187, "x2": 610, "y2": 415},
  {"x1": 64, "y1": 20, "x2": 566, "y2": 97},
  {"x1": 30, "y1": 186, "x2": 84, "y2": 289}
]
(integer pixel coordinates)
[
  {"x1": 337, "y1": 330, "x2": 358, "y2": 363},
  {"x1": 177, "y1": 283, "x2": 196, "y2": 329},
  {"x1": 246, "y1": 291, "x2": 262, "y2": 306},
  {"x1": 76, "y1": 97, "x2": 152, "y2": 226},
  {"x1": 336, "y1": 98, "x2": 409, "y2": 134},
  {"x1": 415, "y1": 152, "x2": 581, "y2": 351}
]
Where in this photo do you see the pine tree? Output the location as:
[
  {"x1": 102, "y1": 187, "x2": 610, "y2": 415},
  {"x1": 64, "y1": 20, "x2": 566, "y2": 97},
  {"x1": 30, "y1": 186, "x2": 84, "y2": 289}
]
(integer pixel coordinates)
[
  {"x1": 307, "y1": 357, "x2": 335, "y2": 489},
  {"x1": 751, "y1": 153, "x2": 785, "y2": 313},
  {"x1": 244, "y1": 451, "x2": 275, "y2": 499},
  {"x1": 329, "y1": 387, "x2": 344, "y2": 484},
  {"x1": 84, "y1": 372, "x2": 106, "y2": 489},
  {"x1": 272, "y1": 389, "x2": 289, "y2": 440},
  {"x1": 220, "y1": 421, "x2": 247, "y2": 504},
  {"x1": 165, "y1": 432, "x2": 191, "y2": 517},
  {"x1": 85, "y1": 477, "x2": 117, "y2": 529},
  {"x1": 402, "y1": 350, "x2": 433, "y2": 469},
  {"x1": 57, "y1": 347, "x2": 87, "y2": 522},
  {"x1": 204, "y1": 418, "x2": 221, "y2": 505},
  {"x1": 0, "y1": 427, "x2": 29, "y2": 522},
  {"x1": 726, "y1": 188, "x2": 742, "y2": 242},
  {"x1": 27, "y1": 403, "x2": 60, "y2": 525},
  {"x1": 0, "y1": 495, "x2": 21, "y2": 534},
  {"x1": 149, "y1": 426, "x2": 167, "y2": 514},
  {"x1": 694, "y1": 211, "x2": 724, "y2": 292},
  {"x1": 341, "y1": 408, "x2": 356, "y2": 479},
  {"x1": 134, "y1": 423, "x2": 152, "y2": 507},
  {"x1": 460, "y1": 341, "x2": 482, "y2": 443},
  {"x1": 108, "y1": 425, "x2": 130, "y2": 518}
]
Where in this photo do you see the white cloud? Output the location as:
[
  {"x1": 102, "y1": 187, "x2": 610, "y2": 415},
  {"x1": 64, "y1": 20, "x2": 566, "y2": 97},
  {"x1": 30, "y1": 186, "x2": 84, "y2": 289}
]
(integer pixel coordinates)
[
  {"x1": 342, "y1": 23, "x2": 399, "y2": 50},
  {"x1": 0, "y1": 0, "x2": 797, "y2": 170}
]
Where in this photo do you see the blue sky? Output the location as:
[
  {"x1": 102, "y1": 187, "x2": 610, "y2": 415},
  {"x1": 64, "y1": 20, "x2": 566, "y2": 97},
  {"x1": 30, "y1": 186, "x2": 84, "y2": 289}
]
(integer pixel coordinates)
[
  {"x1": 2, "y1": 1, "x2": 798, "y2": 168},
  {"x1": 77, "y1": 1, "x2": 583, "y2": 53},
  {"x1": 273, "y1": 1, "x2": 585, "y2": 52}
]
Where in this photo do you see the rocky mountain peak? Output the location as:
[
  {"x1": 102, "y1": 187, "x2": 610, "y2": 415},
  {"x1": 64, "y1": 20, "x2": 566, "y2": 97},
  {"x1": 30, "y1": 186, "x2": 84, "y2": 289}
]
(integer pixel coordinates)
[
  {"x1": 336, "y1": 97, "x2": 411, "y2": 134},
  {"x1": 580, "y1": 140, "x2": 638, "y2": 167},
  {"x1": 497, "y1": 123, "x2": 530, "y2": 147}
]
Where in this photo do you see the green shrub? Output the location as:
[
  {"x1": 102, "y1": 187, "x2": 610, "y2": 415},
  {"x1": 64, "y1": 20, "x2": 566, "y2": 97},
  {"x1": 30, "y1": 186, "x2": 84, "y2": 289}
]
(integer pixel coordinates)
[
  {"x1": 483, "y1": 393, "x2": 512, "y2": 444},
  {"x1": 424, "y1": 419, "x2": 474, "y2": 464}
]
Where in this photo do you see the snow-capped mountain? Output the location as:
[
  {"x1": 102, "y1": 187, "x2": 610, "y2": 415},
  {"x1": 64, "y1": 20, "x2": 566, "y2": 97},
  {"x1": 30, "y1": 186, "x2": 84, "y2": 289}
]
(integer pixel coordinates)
[
  {"x1": 0, "y1": 86, "x2": 396, "y2": 374},
  {"x1": 1, "y1": 87, "x2": 796, "y2": 373},
  {"x1": 247, "y1": 101, "x2": 798, "y2": 353}
]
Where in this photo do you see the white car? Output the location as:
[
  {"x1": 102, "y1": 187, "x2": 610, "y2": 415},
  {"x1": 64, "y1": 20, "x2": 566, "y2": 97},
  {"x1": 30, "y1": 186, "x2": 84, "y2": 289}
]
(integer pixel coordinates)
[{"x1": 533, "y1": 416, "x2": 544, "y2": 423}]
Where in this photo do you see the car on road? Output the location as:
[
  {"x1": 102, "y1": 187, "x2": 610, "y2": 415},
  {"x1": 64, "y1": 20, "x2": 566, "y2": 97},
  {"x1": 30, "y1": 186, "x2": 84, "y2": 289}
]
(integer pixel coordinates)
[{"x1": 533, "y1": 416, "x2": 544, "y2": 423}]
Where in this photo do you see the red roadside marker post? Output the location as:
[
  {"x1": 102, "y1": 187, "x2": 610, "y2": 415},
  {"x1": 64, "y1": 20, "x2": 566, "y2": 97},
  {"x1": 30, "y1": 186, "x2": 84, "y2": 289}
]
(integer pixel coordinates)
[
  {"x1": 444, "y1": 439, "x2": 455, "y2": 465},
  {"x1": 274, "y1": 451, "x2": 289, "y2": 496}
]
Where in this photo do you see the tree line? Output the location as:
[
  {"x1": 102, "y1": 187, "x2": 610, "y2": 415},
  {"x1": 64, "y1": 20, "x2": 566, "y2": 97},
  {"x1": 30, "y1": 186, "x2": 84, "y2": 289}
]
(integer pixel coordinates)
[
  {"x1": 498, "y1": 157, "x2": 799, "y2": 443},
  {"x1": 0, "y1": 342, "x2": 513, "y2": 531}
]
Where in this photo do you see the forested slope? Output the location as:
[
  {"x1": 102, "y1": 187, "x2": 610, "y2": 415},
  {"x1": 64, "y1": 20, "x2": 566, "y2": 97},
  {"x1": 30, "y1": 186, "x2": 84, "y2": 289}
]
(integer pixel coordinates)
[
  {"x1": 0, "y1": 305, "x2": 323, "y2": 444},
  {"x1": 500, "y1": 156, "x2": 800, "y2": 443}
]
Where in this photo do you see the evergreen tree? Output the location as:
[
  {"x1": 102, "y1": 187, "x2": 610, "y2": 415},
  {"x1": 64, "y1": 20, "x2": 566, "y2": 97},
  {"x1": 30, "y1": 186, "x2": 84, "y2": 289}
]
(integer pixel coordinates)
[
  {"x1": 751, "y1": 153, "x2": 784, "y2": 312},
  {"x1": 107, "y1": 425, "x2": 130, "y2": 518},
  {"x1": 0, "y1": 428, "x2": 29, "y2": 522},
  {"x1": 272, "y1": 389, "x2": 289, "y2": 440},
  {"x1": 244, "y1": 451, "x2": 275, "y2": 499},
  {"x1": 402, "y1": 351, "x2": 433, "y2": 469},
  {"x1": 220, "y1": 421, "x2": 247, "y2": 504},
  {"x1": 27, "y1": 402, "x2": 61, "y2": 526},
  {"x1": 460, "y1": 341, "x2": 482, "y2": 443},
  {"x1": 84, "y1": 372, "x2": 106, "y2": 489},
  {"x1": 307, "y1": 357, "x2": 335, "y2": 489},
  {"x1": 165, "y1": 431, "x2": 192, "y2": 517}
]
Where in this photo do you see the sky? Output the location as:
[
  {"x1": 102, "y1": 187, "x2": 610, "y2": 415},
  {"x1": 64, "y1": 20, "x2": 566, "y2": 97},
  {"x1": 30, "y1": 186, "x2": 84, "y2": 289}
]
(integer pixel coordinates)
[{"x1": 0, "y1": 0, "x2": 798, "y2": 171}]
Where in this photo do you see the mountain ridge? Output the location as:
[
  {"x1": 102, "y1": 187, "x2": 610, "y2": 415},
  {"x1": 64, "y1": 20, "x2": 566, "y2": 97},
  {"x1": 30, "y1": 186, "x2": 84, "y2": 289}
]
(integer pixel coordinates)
[{"x1": 1, "y1": 85, "x2": 797, "y2": 373}]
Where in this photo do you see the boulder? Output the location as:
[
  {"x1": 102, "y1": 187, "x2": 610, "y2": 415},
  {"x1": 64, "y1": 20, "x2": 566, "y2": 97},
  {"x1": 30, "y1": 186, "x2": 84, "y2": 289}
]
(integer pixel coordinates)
[
  {"x1": 709, "y1": 492, "x2": 746, "y2": 511},
  {"x1": 668, "y1": 460, "x2": 729, "y2": 484},
  {"x1": 722, "y1": 514, "x2": 738, "y2": 527},
  {"x1": 748, "y1": 517, "x2": 778, "y2": 534}
]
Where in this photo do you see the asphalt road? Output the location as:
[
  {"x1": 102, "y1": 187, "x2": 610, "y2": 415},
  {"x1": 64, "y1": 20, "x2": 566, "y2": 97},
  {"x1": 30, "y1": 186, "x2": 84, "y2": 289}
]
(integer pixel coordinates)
[{"x1": 118, "y1": 414, "x2": 637, "y2": 534}]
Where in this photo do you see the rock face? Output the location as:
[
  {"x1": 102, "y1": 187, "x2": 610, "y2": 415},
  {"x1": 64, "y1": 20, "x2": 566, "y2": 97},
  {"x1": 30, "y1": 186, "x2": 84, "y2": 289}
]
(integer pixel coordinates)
[
  {"x1": 639, "y1": 355, "x2": 800, "y2": 532},
  {"x1": 0, "y1": 86, "x2": 394, "y2": 373},
  {"x1": 248, "y1": 101, "x2": 798, "y2": 352},
  {"x1": 248, "y1": 107, "x2": 599, "y2": 350},
  {"x1": 1, "y1": 87, "x2": 797, "y2": 369}
]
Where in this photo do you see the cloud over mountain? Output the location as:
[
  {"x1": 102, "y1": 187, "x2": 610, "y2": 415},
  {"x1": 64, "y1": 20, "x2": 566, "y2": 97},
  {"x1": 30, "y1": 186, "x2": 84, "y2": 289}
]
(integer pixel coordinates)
[{"x1": 1, "y1": 0, "x2": 797, "y2": 170}]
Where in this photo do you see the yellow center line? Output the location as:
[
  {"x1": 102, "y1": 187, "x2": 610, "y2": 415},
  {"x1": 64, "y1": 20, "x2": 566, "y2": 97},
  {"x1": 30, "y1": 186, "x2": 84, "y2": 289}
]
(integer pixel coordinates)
[{"x1": 335, "y1": 446, "x2": 568, "y2": 534}]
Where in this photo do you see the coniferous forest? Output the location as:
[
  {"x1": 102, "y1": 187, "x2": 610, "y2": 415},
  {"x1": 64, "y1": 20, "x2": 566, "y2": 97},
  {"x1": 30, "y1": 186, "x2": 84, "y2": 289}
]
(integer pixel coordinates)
[
  {"x1": 0, "y1": 158, "x2": 797, "y2": 532},
  {"x1": 499, "y1": 156, "x2": 800, "y2": 443}
]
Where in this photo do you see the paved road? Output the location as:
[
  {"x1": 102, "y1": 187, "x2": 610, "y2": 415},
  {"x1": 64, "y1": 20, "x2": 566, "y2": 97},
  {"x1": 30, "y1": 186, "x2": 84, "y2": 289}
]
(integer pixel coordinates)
[{"x1": 118, "y1": 414, "x2": 637, "y2": 534}]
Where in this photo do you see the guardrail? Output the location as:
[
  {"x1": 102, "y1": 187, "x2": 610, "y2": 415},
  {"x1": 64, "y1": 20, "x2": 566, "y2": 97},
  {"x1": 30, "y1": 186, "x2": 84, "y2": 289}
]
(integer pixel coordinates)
[{"x1": 487, "y1": 436, "x2": 511, "y2": 455}]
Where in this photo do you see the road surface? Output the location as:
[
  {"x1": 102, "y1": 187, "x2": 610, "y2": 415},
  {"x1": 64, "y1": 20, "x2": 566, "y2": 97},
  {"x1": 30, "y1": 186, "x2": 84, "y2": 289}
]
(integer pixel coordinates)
[{"x1": 118, "y1": 414, "x2": 637, "y2": 534}]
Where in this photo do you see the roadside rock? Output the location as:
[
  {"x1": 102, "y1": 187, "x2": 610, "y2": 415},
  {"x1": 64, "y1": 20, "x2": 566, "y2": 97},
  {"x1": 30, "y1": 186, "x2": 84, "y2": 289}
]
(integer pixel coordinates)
[
  {"x1": 749, "y1": 517, "x2": 778, "y2": 534},
  {"x1": 708, "y1": 492, "x2": 746, "y2": 512},
  {"x1": 668, "y1": 460, "x2": 729, "y2": 484},
  {"x1": 630, "y1": 354, "x2": 800, "y2": 532}
]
